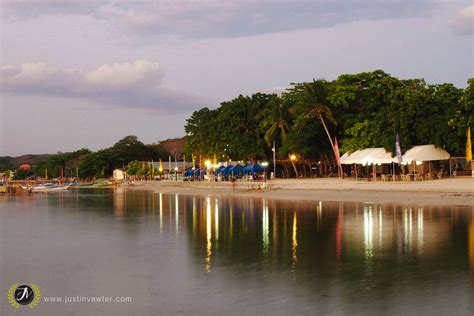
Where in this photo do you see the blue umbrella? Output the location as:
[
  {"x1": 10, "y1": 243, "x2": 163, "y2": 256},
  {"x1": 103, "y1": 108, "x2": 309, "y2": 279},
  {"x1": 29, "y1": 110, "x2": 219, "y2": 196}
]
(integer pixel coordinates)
[
  {"x1": 243, "y1": 163, "x2": 265, "y2": 176},
  {"x1": 223, "y1": 165, "x2": 234, "y2": 177},
  {"x1": 215, "y1": 166, "x2": 225, "y2": 175},
  {"x1": 230, "y1": 164, "x2": 244, "y2": 176}
]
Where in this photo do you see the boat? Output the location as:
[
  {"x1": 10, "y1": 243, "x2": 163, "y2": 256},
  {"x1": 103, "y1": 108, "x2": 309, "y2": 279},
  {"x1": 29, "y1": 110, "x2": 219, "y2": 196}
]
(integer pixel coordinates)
[{"x1": 26, "y1": 183, "x2": 72, "y2": 193}]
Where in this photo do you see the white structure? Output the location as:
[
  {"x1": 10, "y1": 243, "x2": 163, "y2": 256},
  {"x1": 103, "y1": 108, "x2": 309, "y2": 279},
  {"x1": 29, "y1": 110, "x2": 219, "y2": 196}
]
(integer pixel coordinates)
[
  {"x1": 340, "y1": 148, "x2": 397, "y2": 165},
  {"x1": 402, "y1": 144, "x2": 450, "y2": 162},
  {"x1": 113, "y1": 169, "x2": 125, "y2": 180}
]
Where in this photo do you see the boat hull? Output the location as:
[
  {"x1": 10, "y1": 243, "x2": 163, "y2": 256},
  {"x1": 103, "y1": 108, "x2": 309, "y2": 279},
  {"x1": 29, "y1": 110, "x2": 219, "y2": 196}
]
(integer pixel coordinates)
[{"x1": 30, "y1": 184, "x2": 72, "y2": 192}]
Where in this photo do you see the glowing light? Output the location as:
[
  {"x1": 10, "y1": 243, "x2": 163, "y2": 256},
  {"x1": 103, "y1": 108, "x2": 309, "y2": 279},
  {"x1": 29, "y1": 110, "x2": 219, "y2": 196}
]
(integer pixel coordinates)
[
  {"x1": 290, "y1": 154, "x2": 297, "y2": 161},
  {"x1": 261, "y1": 161, "x2": 269, "y2": 167},
  {"x1": 416, "y1": 161, "x2": 423, "y2": 165},
  {"x1": 205, "y1": 160, "x2": 211, "y2": 169}
]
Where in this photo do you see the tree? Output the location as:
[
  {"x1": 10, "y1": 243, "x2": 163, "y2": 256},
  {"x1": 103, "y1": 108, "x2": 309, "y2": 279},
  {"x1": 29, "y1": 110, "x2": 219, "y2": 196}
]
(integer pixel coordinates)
[
  {"x1": 110, "y1": 135, "x2": 150, "y2": 166},
  {"x1": 260, "y1": 96, "x2": 291, "y2": 148},
  {"x1": 125, "y1": 160, "x2": 149, "y2": 177},
  {"x1": 13, "y1": 168, "x2": 33, "y2": 180},
  {"x1": 289, "y1": 79, "x2": 342, "y2": 175},
  {"x1": 78, "y1": 149, "x2": 113, "y2": 178}
]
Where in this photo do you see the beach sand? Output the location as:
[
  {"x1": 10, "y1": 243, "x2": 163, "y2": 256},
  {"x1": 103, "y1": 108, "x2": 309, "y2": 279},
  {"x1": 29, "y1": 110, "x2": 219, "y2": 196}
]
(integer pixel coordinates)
[{"x1": 125, "y1": 177, "x2": 474, "y2": 207}]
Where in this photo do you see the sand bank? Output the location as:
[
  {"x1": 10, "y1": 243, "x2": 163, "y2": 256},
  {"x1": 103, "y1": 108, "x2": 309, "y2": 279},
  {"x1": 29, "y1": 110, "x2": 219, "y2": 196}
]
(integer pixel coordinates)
[{"x1": 124, "y1": 177, "x2": 474, "y2": 207}]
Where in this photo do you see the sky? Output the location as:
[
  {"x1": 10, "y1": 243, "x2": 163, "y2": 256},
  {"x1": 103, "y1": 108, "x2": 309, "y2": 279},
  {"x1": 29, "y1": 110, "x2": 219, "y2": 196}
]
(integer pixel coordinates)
[{"x1": 1, "y1": 0, "x2": 473, "y2": 156}]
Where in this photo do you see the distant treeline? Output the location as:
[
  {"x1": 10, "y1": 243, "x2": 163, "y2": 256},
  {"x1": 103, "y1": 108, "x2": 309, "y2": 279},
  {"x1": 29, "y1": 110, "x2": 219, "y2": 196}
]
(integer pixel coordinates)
[
  {"x1": 184, "y1": 70, "x2": 473, "y2": 164},
  {"x1": 4, "y1": 136, "x2": 172, "y2": 179}
]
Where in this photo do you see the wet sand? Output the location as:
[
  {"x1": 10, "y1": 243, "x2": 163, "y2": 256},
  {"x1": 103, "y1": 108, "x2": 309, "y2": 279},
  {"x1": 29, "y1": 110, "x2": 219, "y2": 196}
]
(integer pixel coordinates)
[{"x1": 125, "y1": 177, "x2": 474, "y2": 206}]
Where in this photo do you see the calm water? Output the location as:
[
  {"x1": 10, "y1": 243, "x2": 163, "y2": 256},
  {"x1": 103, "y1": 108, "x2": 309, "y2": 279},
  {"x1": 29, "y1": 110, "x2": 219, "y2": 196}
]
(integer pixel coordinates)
[{"x1": 1, "y1": 189, "x2": 473, "y2": 315}]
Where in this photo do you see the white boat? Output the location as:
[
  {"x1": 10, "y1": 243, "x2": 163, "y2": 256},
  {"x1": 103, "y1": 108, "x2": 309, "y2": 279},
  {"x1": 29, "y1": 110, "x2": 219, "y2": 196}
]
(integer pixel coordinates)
[{"x1": 28, "y1": 184, "x2": 72, "y2": 193}]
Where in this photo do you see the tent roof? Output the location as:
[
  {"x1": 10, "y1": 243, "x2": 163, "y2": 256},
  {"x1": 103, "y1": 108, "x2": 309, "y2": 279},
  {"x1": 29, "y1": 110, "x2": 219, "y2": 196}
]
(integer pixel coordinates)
[
  {"x1": 341, "y1": 148, "x2": 396, "y2": 165},
  {"x1": 402, "y1": 144, "x2": 450, "y2": 162},
  {"x1": 243, "y1": 163, "x2": 264, "y2": 172}
]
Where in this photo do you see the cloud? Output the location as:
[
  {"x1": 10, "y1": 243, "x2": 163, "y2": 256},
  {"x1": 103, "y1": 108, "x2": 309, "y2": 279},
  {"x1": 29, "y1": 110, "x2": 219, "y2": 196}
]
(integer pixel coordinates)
[
  {"x1": 3, "y1": 0, "x2": 438, "y2": 39},
  {"x1": 450, "y1": 5, "x2": 473, "y2": 35},
  {"x1": 0, "y1": 60, "x2": 213, "y2": 114}
]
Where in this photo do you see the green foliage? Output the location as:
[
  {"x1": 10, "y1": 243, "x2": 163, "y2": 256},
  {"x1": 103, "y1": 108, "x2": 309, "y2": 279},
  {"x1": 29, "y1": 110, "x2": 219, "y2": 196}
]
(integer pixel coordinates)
[
  {"x1": 125, "y1": 160, "x2": 153, "y2": 176},
  {"x1": 34, "y1": 148, "x2": 90, "y2": 178},
  {"x1": 341, "y1": 120, "x2": 378, "y2": 152},
  {"x1": 25, "y1": 136, "x2": 170, "y2": 179},
  {"x1": 184, "y1": 71, "x2": 473, "y2": 160},
  {"x1": 184, "y1": 94, "x2": 272, "y2": 161},
  {"x1": 260, "y1": 96, "x2": 291, "y2": 147},
  {"x1": 78, "y1": 149, "x2": 113, "y2": 178},
  {"x1": 13, "y1": 168, "x2": 34, "y2": 180}
]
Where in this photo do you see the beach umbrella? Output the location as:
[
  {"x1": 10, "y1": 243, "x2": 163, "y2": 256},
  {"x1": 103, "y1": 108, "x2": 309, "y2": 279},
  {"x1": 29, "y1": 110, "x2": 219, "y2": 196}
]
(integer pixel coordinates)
[
  {"x1": 223, "y1": 165, "x2": 234, "y2": 177},
  {"x1": 230, "y1": 164, "x2": 244, "y2": 177},
  {"x1": 215, "y1": 166, "x2": 225, "y2": 175},
  {"x1": 243, "y1": 163, "x2": 265, "y2": 175}
]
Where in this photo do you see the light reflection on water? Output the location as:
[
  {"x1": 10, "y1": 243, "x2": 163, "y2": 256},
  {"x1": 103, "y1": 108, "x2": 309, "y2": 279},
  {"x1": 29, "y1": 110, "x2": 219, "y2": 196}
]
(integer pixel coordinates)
[{"x1": 1, "y1": 188, "x2": 473, "y2": 315}]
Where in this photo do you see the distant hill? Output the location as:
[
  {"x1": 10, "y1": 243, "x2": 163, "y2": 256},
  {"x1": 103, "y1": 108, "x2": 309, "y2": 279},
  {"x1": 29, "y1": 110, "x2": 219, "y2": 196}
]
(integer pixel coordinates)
[
  {"x1": 153, "y1": 137, "x2": 185, "y2": 156},
  {"x1": 0, "y1": 137, "x2": 186, "y2": 170},
  {"x1": 0, "y1": 154, "x2": 53, "y2": 170}
]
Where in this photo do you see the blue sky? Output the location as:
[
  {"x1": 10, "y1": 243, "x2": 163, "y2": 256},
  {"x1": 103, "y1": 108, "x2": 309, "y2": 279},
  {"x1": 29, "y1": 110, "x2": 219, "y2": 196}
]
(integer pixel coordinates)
[{"x1": 1, "y1": 0, "x2": 473, "y2": 155}]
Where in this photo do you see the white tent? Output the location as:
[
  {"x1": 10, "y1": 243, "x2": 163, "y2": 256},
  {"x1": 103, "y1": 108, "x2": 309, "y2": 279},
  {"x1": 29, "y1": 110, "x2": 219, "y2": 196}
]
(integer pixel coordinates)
[
  {"x1": 341, "y1": 148, "x2": 396, "y2": 165},
  {"x1": 402, "y1": 144, "x2": 450, "y2": 162}
]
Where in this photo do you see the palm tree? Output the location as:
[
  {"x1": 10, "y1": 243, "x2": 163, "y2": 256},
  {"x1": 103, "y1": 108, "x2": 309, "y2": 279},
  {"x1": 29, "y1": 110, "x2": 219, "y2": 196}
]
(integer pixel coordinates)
[
  {"x1": 291, "y1": 79, "x2": 342, "y2": 177},
  {"x1": 261, "y1": 97, "x2": 291, "y2": 148}
]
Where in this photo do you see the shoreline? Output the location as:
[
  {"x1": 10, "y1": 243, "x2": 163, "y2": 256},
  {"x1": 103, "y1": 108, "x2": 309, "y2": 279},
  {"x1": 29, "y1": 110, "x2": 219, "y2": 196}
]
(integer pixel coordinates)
[{"x1": 122, "y1": 177, "x2": 474, "y2": 207}]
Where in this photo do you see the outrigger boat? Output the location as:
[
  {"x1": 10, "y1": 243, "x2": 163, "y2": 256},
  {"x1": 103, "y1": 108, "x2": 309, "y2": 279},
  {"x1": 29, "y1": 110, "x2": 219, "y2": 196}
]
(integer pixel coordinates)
[{"x1": 21, "y1": 183, "x2": 72, "y2": 193}]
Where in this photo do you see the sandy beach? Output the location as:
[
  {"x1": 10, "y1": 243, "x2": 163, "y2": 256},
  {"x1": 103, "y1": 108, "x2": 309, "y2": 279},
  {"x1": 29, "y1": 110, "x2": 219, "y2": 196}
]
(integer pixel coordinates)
[{"x1": 125, "y1": 177, "x2": 474, "y2": 206}]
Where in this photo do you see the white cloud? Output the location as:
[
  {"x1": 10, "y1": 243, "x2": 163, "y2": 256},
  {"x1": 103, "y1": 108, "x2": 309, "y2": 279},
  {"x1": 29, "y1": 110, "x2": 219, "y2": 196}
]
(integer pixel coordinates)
[
  {"x1": 0, "y1": 60, "x2": 213, "y2": 113},
  {"x1": 84, "y1": 60, "x2": 162, "y2": 87},
  {"x1": 450, "y1": 5, "x2": 473, "y2": 35}
]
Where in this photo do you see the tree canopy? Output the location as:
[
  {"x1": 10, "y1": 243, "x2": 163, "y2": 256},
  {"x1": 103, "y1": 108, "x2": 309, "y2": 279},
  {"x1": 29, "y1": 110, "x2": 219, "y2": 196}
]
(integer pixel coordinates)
[{"x1": 184, "y1": 71, "x2": 473, "y2": 163}]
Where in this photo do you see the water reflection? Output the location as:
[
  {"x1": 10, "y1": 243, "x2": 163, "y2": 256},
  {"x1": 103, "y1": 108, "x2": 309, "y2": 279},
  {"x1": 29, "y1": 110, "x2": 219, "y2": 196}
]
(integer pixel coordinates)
[
  {"x1": 470, "y1": 208, "x2": 474, "y2": 271},
  {"x1": 363, "y1": 205, "x2": 373, "y2": 275},
  {"x1": 262, "y1": 199, "x2": 269, "y2": 256},
  {"x1": 107, "y1": 190, "x2": 474, "y2": 278},
  {"x1": 291, "y1": 211, "x2": 298, "y2": 274},
  {"x1": 206, "y1": 196, "x2": 212, "y2": 272},
  {"x1": 3, "y1": 189, "x2": 473, "y2": 314}
]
